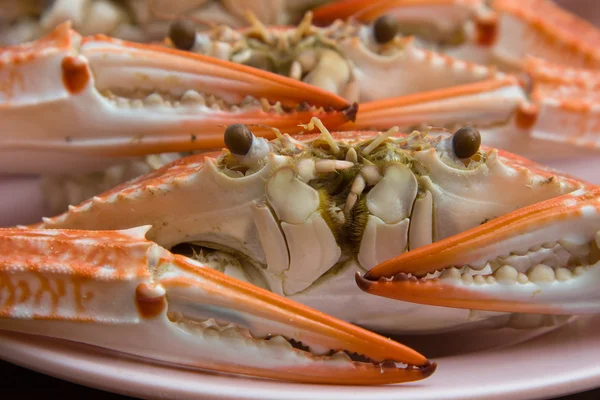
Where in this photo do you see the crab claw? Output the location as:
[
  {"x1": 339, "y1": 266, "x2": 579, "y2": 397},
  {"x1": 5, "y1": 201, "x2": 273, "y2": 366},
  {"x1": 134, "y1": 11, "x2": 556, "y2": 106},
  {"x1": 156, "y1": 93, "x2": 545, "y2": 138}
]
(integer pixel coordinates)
[
  {"x1": 0, "y1": 226, "x2": 434, "y2": 384},
  {"x1": 345, "y1": 77, "x2": 525, "y2": 131},
  {"x1": 0, "y1": 22, "x2": 355, "y2": 175},
  {"x1": 357, "y1": 187, "x2": 600, "y2": 315}
]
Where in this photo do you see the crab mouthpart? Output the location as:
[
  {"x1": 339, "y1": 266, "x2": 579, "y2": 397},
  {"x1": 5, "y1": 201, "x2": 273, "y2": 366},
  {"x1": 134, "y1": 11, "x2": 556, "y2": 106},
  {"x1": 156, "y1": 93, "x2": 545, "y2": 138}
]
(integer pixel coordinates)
[
  {"x1": 358, "y1": 187, "x2": 600, "y2": 315},
  {"x1": 0, "y1": 226, "x2": 434, "y2": 384}
]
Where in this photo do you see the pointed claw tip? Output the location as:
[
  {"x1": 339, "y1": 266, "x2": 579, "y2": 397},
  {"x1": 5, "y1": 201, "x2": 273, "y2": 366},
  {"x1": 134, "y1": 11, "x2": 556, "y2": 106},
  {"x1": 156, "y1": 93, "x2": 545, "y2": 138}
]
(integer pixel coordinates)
[
  {"x1": 420, "y1": 361, "x2": 437, "y2": 378},
  {"x1": 356, "y1": 270, "x2": 414, "y2": 295},
  {"x1": 355, "y1": 271, "x2": 374, "y2": 292}
]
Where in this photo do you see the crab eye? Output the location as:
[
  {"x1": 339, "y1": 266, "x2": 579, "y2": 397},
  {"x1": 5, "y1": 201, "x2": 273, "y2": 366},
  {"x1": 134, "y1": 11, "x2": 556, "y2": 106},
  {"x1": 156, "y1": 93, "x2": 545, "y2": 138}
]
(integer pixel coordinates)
[
  {"x1": 452, "y1": 127, "x2": 481, "y2": 159},
  {"x1": 169, "y1": 20, "x2": 196, "y2": 51},
  {"x1": 373, "y1": 15, "x2": 399, "y2": 44},
  {"x1": 224, "y1": 124, "x2": 254, "y2": 156}
]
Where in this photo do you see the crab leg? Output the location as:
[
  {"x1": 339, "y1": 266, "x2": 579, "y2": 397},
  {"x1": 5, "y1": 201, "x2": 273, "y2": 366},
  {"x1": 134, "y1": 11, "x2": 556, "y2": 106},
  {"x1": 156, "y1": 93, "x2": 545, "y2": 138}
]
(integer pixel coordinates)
[
  {"x1": 357, "y1": 186, "x2": 600, "y2": 315},
  {"x1": 490, "y1": 0, "x2": 600, "y2": 70},
  {"x1": 0, "y1": 225, "x2": 434, "y2": 384},
  {"x1": 0, "y1": 22, "x2": 354, "y2": 175}
]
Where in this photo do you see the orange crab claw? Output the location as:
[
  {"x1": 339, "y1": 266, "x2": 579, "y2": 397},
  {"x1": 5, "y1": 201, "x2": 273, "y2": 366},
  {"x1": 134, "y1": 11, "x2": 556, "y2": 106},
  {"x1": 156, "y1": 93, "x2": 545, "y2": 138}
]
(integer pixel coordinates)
[
  {"x1": 0, "y1": 226, "x2": 435, "y2": 384},
  {"x1": 341, "y1": 77, "x2": 523, "y2": 131},
  {"x1": 357, "y1": 186, "x2": 600, "y2": 315},
  {"x1": 0, "y1": 22, "x2": 355, "y2": 175}
]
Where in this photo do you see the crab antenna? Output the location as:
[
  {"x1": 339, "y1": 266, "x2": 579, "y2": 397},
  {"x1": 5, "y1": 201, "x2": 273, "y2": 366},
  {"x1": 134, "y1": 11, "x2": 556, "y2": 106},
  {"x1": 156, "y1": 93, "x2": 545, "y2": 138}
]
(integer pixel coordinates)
[{"x1": 300, "y1": 117, "x2": 341, "y2": 154}]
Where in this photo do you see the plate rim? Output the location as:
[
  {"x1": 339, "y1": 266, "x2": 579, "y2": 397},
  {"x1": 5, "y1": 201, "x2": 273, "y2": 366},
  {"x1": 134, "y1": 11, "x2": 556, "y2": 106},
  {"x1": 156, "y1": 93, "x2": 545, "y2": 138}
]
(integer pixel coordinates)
[{"x1": 2, "y1": 316, "x2": 600, "y2": 400}]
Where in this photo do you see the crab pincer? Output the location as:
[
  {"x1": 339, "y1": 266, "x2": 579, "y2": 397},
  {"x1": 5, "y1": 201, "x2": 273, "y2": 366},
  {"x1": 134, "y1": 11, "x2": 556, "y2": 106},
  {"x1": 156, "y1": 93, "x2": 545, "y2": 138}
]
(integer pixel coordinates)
[
  {"x1": 0, "y1": 22, "x2": 356, "y2": 175},
  {"x1": 0, "y1": 225, "x2": 435, "y2": 384}
]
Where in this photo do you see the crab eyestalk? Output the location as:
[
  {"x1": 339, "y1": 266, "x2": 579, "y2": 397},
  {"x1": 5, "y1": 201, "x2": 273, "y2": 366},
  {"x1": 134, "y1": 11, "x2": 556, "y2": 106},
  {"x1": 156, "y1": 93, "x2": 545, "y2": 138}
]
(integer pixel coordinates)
[
  {"x1": 452, "y1": 127, "x2": 481, "y2": 159},
  {"x1": 0, "y1": 22, "x2": 356, "y2": 175},
  {"x1": 358, "y1": 187, "x2": 600, "y2": 315},
  {"x1": 0, "y1": 226, "x2": 435, "y2": 384}
]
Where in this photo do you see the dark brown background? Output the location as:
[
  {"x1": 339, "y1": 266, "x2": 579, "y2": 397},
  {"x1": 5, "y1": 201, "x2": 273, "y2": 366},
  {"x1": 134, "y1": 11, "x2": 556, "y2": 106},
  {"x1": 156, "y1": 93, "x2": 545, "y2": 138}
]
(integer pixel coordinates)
[{"x1": 1, "y1": 0, "x2": 600, "y2": 398}]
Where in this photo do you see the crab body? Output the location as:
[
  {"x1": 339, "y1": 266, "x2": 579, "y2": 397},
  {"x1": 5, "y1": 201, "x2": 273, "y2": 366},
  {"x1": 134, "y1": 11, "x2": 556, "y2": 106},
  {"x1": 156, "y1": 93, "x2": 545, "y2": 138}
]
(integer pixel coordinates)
[{"x1": 27, "y1": 124, "x2": 598, "y2": 335}]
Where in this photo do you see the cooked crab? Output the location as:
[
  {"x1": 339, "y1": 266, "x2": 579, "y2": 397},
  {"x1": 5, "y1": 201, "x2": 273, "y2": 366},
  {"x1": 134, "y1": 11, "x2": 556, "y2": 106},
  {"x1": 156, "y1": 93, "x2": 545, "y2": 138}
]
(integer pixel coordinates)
[
  {"x1": 172, "y1": 2, "x2": 600, "y2": 160},
  {"x1": 20, "y1": 120, "x2": 599, "y2": 338},
  {"x1": 311, "y1": 0, "x2": 600, "y2": 154}
]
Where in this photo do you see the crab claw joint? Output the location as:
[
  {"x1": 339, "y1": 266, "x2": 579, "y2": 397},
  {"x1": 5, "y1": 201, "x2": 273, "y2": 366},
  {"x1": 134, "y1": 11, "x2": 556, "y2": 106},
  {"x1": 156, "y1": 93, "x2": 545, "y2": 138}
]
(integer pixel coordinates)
[
  {"x1": 358, "y1": 188, "x2": 600, "y2": 315},
  {"x1": 0, "y1": 226, "x2": 435, "y2": 385}
]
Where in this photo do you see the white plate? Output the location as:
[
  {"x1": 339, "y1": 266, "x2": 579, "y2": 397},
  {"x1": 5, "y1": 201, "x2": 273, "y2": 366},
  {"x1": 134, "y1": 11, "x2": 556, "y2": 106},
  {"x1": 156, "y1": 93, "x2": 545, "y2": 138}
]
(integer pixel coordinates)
[{"x1": 1, "y1": 314, "x2": 600, "y2": 400}]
